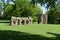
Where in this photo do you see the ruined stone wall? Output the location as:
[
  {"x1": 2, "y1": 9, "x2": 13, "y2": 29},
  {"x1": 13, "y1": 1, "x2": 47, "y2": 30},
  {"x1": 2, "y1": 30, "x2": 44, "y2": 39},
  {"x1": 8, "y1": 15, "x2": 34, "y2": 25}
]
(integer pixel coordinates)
[
  {"x1": 41, "y1": 14, "x2": 47, "y2": 24},
  {"x1": 38, "y1": 14, "x2": 47, "y2": 24},
  {"x1": 11, "y1": 16, "x2": 33, "y2": 25}
]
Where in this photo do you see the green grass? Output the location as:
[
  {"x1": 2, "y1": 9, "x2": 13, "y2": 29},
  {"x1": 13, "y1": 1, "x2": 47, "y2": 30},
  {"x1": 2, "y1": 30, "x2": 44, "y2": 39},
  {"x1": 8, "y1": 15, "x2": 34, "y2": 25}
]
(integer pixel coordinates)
[{"x1": 0, "y1": 20, "x2": 60, "y2": 40}]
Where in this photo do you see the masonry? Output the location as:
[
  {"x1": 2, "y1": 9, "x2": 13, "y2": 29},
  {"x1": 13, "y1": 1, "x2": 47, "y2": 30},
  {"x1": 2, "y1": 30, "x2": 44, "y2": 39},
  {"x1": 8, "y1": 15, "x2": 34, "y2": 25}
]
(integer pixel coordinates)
[
  {"x1": 38, "y1": 14, "x2": 47, "y2": 24},
  {"x1": 11, "y1": 16, "x2": 33, "y2": 25}
]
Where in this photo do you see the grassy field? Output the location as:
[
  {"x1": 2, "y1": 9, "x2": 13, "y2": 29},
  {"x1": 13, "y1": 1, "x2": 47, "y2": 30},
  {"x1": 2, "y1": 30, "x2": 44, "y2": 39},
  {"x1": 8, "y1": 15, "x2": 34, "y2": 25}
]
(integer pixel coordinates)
[{"x1": 0, "y1": 20, "x2": 60, "y2": 40}]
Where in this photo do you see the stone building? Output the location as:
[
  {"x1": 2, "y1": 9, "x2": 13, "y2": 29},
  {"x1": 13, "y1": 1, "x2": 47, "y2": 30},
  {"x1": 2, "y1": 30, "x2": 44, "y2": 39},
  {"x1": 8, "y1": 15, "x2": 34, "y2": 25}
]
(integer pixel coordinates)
[{"x1": 37, "y1": 14, "x2": 47, "y2": 24}]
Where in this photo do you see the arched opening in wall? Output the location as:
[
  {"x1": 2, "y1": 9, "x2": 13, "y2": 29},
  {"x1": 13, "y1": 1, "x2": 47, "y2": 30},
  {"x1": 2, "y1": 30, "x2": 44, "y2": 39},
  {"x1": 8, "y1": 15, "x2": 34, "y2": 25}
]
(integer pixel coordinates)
[
  {"x1": 21, "y1": 20, "x2": 24, "y2": 25},
  {"x1": 26, "y1": 20, "x2": 29, "y2": 24},
  {"x1": 13, "y1": 20, "x2": 16, "y2": 25}
]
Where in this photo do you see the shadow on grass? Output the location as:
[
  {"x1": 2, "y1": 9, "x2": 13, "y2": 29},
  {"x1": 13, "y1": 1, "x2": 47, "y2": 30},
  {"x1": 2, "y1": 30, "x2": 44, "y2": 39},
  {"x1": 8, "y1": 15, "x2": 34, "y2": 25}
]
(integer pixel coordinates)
[
  {"x1": 47, "y1": 32, "x2": 60, "y2": 40},
  {"x1": 0, "y1": 30, "x2": 60, "y2": 40},
  {"x1": 0, "y1": 20, "x2": 10, "y2": 24},
  {"x1": 0, "y1": 20, "x2": 10, "y2": 26},
  {"x1": 0, "y1": 22, "x2": 10, "y2": 23},
  {"x1": 0, "y1": 22, "x2": 10, "y2": 26},
  {"x1": 0, "y1": 30, "x2": 53, "y2": 40}
]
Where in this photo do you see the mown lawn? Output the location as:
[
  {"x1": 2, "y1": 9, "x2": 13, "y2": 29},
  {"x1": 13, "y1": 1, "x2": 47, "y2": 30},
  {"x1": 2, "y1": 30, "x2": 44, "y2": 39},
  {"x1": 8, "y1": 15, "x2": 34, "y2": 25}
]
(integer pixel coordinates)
[{"x1": 0, "y1": 20, "x2": 60, "y2": 40}]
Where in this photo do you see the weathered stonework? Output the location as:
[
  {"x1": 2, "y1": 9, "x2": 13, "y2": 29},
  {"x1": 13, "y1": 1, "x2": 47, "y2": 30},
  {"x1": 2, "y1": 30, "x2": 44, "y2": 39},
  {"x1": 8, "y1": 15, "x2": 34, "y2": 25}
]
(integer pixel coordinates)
[
  {"x1": 11, "y1": 16, "x2": 33, "y2": 25},
  {"x1": 38, "y1": 14, "x2": 47, "y2": 24},
  {"x1": 41, "y1": 14, "x2": 47, "y2": 24}
]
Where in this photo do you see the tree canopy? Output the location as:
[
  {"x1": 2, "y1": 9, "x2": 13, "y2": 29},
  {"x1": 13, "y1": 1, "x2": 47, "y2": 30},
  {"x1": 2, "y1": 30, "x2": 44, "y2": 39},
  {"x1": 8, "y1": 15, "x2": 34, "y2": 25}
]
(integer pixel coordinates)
[
  {"x1": 0, "y1": 3, "x2": 3, "y2": 17},
  {"x1": 31, "y1": 0, "x2": 60, "y2": 9},
  {"x1": 48, "y1": 6, "x2": 60, "y2": 24},
  {"x1": 4, "y1": 0, "x2": 42, "y2": 21}
]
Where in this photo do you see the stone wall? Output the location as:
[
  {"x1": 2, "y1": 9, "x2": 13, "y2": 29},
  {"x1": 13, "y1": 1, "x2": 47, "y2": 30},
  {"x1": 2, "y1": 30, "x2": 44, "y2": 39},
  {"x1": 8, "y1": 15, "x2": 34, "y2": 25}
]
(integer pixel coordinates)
[
  {"x1": 41, "y1": 14, "x2": 47, "y2": 24},
  {"x1": 38, "y1": 14, "x2": 47, "y2": 24},
  {"x1": 11, "y1": 16, "x2": 33, "y2": 25}
]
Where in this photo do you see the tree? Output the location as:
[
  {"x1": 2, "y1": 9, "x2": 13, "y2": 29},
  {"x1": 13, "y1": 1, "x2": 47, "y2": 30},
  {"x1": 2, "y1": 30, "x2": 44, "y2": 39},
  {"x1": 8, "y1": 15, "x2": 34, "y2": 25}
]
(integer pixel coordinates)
[
  {"x1": 4, "y1": 0, "x2": 42, "y2": 21},
  {"x1": 31, "y1": 0, "x2": 60, "y2": 9},
  {"x1": 0, "y1": 3, "x2": 2, "y2": 17},
  {"x1": 48, "y1": 6, "x2": 60, "y2": 24},
  {"x1": 3, "y1": 4, "x2": 14, "y2": 19}
]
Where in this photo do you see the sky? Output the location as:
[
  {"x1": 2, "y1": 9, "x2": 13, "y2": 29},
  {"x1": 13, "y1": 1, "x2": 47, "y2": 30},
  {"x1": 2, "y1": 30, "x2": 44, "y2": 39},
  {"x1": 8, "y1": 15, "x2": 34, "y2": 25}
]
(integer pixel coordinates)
[{"x1": 37, "y1": 4, "x2": 47, "y2": 14}]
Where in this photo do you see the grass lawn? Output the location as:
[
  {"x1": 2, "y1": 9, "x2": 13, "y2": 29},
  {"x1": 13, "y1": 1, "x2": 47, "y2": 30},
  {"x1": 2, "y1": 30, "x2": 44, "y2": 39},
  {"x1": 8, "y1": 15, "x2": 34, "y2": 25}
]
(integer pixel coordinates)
[{"x1": 0, "y1": 20, "x2": 60, "y2": 40}]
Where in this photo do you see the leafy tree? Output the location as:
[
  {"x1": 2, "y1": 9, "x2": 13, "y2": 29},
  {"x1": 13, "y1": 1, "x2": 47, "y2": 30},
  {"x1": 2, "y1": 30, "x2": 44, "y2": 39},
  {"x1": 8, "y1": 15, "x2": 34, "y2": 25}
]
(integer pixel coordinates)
[
  {"x1": 4, "y1": 4, "x2": 14, "y2": 19},
  {"x1": 14, "y1": 0, "x2": 42, "y2": 22},
  {"x1": 0, "y1": 3, "x2": 2, "y2": 17},
  {"x1": 48, "y1": 6, "x2": 60, "y2": 24},
  {"x1": 4, "y1": 0, "x2": 42, "y2": 21},
  {"x1": 31, "y1": 0, "x2": 60, "y2": 9},
  {"x1": 31, "y1": 0, "x2": 60, "y2": 23}
]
